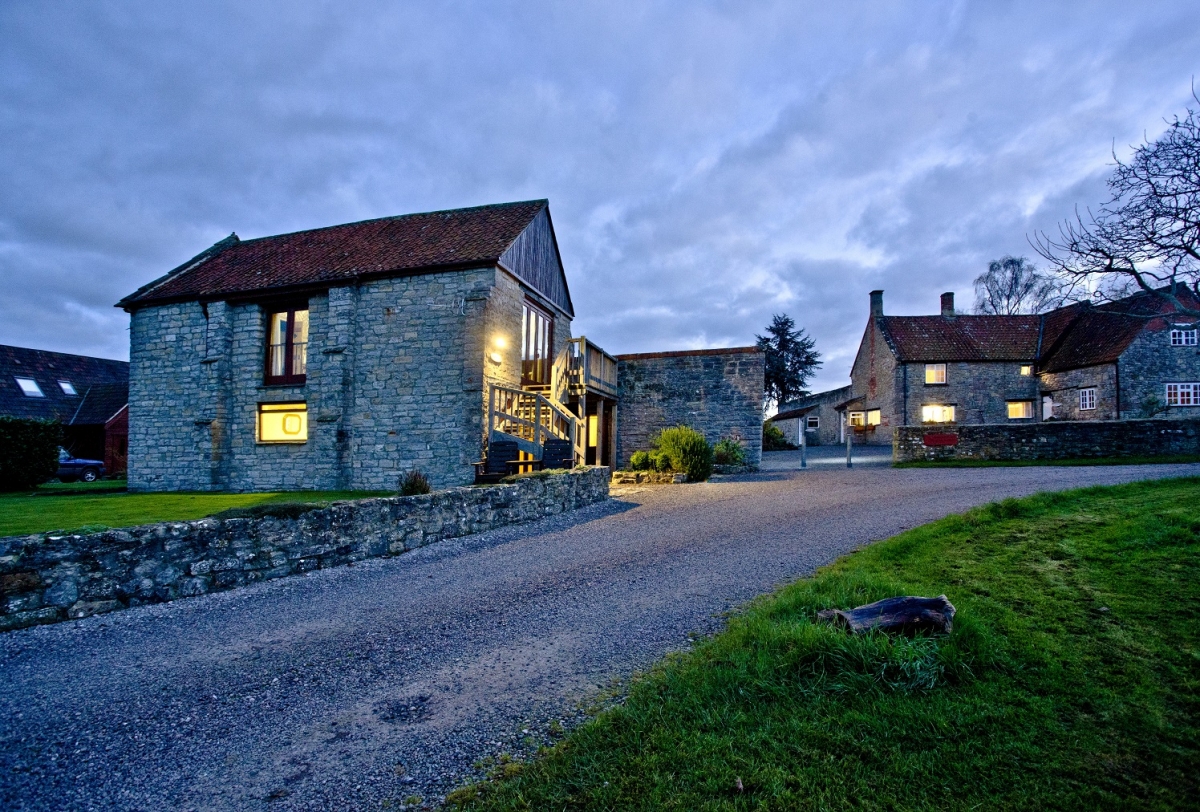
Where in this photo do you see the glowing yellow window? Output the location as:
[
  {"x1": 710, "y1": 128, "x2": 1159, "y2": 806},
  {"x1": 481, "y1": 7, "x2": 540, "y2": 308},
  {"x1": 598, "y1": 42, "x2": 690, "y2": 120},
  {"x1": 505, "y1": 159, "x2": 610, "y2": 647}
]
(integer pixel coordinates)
[
  {"x1": 1019, "y1": 365, "x2": 1032, "y2": 376},
  {"x1": 925, "y1": 364, "x2": 946, "y2": 384},
  {"x1": 921, "y1": 404, "x2": 955, "y2": 423},
  {"x1": 866, "y1": 409, "x2": 881, "y2": 426},
  {"x1": 848, "y1": 411, "x2": 866, "y2": 427},
  {"x1": 1006, "y1": 401, "x2": 1033, "y2": 419},
  {"x1": 258, "y1": 402, "x2": 308, "y2": 443}
]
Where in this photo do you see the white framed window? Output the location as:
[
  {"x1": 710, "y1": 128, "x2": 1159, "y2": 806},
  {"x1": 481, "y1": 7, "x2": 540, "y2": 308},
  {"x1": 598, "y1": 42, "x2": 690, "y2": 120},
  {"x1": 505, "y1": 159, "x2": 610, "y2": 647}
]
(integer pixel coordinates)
[
  {"x1": 14, "y1": 377, "x2": 44, "y2": 397},
  {"x1": 806, "y1": 415, "x2": 819, "y2": 429},
  {"x1": 57, "y1": 380, "x2": 77, "y2": 395},
  {"x1": 1079, "y1": 388, "x2": 1096, "y2": 411},
  {"x1": 866, "y1": 409, "x2": 881, "y2": 426},
  {"x1": 848, "y1": 411, "x2": 865, "y2": 427},
  {"x1": 1019, "y1": 365, "x2": 1032, "y2": 376},
  {"x1": 1166, "y1": 383, "x2": 1200, "y2": 406},
  {"x1": 1170, "y1": 329, "x2": 1197, "y2": 346},
  {"x1": 258, "y1": 402, "x2": 308, "y2": 443},
  {"x1": 921, "y1": 404, "x2": 955, "y2": 423},
  {"x1": 925, "y1": 363, "x2": 947, "y2": 385},
  {"x1": 1006, "y1": 401, "x2": 1033, "y2": 419}
]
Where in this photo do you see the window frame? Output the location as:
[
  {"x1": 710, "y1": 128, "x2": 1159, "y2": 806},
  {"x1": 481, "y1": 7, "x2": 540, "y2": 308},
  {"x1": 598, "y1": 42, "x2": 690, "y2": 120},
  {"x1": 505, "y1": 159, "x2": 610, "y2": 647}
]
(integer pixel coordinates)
[
  {"x1": 1079, "y1": 388, "x2": 1097, "y2": 411},
  {"x1": 521, "y1": 299, "x2": 554, "y2": 386},
  {"x1": 921, "y1": 404, "x2": 956, "y2": 424},
  {"x1": 924, "y1": 363, "x2": 947, "y2": 385},
  {"x1": 57, "y1": 380, "x2": 77, "y2": 396},
  {"x1": 257, "y1": 402, "x2": 309, "y2": 444},
  {"x1": 1166, "y1": 382, "x2": 1200, "y2": 406},
  {"x1": 806, "y1": 415, "x2": 820, "y2": 429},
  {"x1": 14, "y1": 377, "x2": 44, "y2": 398},
  {"x1": 1019, "y1": 365, "x2": 1032, "y2": 376},
  {"x1": 263, "y1": 304, "x2": 309, "y2": 387},
  {"x1": 847, "y1": 411, "x2": 866, "y2": 427},
  {"x1": 1170, "y1": 329, "x2": 1198, "y2": 346},
  {"x1": 1006, "y1": 400, "x2": 1034, "y2": 419}
]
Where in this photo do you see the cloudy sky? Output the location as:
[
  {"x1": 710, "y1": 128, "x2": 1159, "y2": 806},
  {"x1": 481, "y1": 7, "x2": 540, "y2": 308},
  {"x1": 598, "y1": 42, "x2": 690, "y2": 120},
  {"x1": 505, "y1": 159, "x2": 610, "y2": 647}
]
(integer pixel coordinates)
[{"x1": 2, "y1": 1, "x2": 1198, "y2": 392}]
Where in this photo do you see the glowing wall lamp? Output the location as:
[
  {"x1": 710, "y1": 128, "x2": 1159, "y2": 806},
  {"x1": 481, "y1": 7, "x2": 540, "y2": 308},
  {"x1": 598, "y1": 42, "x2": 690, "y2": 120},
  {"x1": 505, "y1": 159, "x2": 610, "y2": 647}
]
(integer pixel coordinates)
[{"x1": 488, "y1": 335, "x2": 507, "y2": 364}]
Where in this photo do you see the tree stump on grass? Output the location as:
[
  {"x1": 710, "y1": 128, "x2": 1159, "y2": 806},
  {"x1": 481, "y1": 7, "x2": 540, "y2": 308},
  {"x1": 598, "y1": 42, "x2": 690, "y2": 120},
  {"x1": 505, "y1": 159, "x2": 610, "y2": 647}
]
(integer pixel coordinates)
[{"x1": 817, "y1": 595, "x2": 956, "y2": 635}]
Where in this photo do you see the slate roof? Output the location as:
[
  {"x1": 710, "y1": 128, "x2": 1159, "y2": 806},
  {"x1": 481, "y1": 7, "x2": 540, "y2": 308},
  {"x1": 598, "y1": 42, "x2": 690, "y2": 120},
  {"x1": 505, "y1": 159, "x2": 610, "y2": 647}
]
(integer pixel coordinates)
[
  {"x1": 0, "y1": 345, "x2": 129, "y2": 425},
  {"x1": 119, "y1": 199, "x2": 556, "y2": 310},
  {"x1": 878, "y1": 315, "x2": 1042, "y2": 362}
]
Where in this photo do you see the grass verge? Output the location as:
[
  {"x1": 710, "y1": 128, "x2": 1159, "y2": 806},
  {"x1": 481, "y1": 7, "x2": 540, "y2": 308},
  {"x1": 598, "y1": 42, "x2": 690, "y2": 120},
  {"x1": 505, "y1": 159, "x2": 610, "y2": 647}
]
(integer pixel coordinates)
[
  {"x1": 0, "y1": 489, "x2": 389, "y2": 537},
  {"x1": 453, "y1": 478, "x2": 1200, "y2": 811},
  {"x1": 894, "y1": 454, "x2": 1200, "y2": 468}
]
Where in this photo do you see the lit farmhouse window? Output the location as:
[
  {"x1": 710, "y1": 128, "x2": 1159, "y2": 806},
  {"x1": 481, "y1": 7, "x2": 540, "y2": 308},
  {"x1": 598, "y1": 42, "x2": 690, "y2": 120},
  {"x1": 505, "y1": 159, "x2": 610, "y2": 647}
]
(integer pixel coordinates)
[
  {"x1": 521, "y1": 300, "x2": 553, "y2": 386},
  {"x1": 58, "y1": 380, "x2": 77, "y2": 395},
  {"x1": 848, "y1": 411, "x2": 866, "y2": 427},
  {"x1": 14, "y1": 377, "x2": 44, "y2": 397},
  {"x1": 866, "y1": 409, "x2": 881, "y2": 426},
  {"x1": 1170, "y1": 329, "x2": 1197, "y2": 346},
  {"x1": 258, "y1": 402, "x2": 308, "y2": 443},
  {"x1": 925, "y1": 363, "x2": 947, "y2": 384},
  {"x1": 921, "y1": 404, "x2": 955, "y2": 423},
  {"x1": 1006, "y1": 401, "x2": 1034, "y2": 419},
  {"x1": 1019, "y1": 365, "x2": 1032, "y2": 376},
  {"x1": 1079, "y1": 388, "x2": 1096, "y2": 411},
  {"x1": 1166, "y1": 383, "x2": 1200, "y2": 406},
  {"x1": 806, "y1": 415, "x2": 820, "y2": 429},
  {"x1": 265, "y1": 307, "x2": 309, "y2": 385}
]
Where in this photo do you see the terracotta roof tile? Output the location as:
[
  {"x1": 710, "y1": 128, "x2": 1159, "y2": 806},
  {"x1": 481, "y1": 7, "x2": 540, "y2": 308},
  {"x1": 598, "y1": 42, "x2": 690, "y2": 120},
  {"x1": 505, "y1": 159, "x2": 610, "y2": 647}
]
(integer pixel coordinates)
[{"x1": 878, "y1": 315, "x2": 1041, "y2": 361}]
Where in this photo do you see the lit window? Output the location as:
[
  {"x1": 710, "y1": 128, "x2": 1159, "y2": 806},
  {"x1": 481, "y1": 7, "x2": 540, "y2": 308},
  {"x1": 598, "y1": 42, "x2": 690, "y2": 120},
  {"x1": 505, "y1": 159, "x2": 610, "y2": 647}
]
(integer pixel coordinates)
[
  {"x1": 1166, "y1": 383, "x2": 1200, "y2": 406},
  {"x1": 521, "y1": 300, "x2": 553, "y2": 386},
  {"x1": 1079, "y1": 388, "x2": 1096, "y2": 411},
  {"x1": 14, "y1": 377, "x2": 43, "y2": 397},
  {"x1": 848, "y1": 411, "x2": 865, "y2": 427},
  {"x1": 1019, "y1": 365, "x2": 1032, "y2": 376},
  {"x1": 921, "y1": 404, "x2": 955, "y2": 423},
  {"x1": 1170, "y1": 329, "x2": 1197, "y2": 346},
  {"x1": 265, "y1": 307, "x2": 309, "y2": 385},
  {"x1": 57, "y1": 380, "x2": 77, "y2": 395},
  {"x1": 1006, "y1": 401, "x2": 1033, "y2": 419},
  {"x1": 925, "y1": 364, "x2": 947, "y2": 384},
  {"x1": 258, "y1": 402, "x2": 308, "y2": 443},
  {"x1": 866, "y1": 409, "x2": 881, "y2": 426},
  {"x1": 806, "y1": 415, "x2": 819, "y2": 429}
]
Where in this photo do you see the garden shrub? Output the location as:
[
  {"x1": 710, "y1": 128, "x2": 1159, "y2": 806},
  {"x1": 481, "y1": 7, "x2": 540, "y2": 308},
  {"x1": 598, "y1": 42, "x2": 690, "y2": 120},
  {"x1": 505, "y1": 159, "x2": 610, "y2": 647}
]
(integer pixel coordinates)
[
  {"x1": 650, "y1": 450, "x2": 673, "y2": 472},
  {"x1": 398, "y1": 469, "x2": 433, "y2": 496},
  {"x1": 763, "y1": 420, "x2": 794, "y2": 451},
  {"x1": 629, "y1": 450, "x2": 651, "y2": 471},
  {"x1": 0, "y1": 417, "x2": 62, "y2": 492},
  {"x1": 653, "y1": 425, "x2": 714, "y2": 482},
  {"x1": 713, "y1": 437, "x2": 747, "y2": 466}
]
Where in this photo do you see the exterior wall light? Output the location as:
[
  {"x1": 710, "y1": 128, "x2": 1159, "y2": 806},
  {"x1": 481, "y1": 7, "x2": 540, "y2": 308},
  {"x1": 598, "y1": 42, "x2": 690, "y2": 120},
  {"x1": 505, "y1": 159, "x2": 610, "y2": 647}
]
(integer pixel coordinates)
[
  {"x1": 493, "y1": 335, "x2": 507, "y2": 349},
  {"x1": 488, "y1": 351, "x2": 503, "y2": 364}
]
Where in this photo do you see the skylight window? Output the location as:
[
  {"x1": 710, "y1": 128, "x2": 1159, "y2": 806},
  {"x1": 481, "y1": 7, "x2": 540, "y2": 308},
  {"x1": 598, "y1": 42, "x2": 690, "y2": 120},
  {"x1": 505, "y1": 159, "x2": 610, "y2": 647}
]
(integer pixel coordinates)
[
  {"x1": 58, "y1": 380, "x2": 77, "y2": 396},
  {"x1": 15, "y1": 377, "x2": 44, "y2": 397}
]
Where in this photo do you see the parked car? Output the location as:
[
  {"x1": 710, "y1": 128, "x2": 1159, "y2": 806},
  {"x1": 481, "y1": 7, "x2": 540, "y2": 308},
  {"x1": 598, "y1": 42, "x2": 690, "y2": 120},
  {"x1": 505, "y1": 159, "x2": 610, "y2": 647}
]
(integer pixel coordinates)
[{"x1": 57, "y1": 447, "x2": 105, "y2": 482}]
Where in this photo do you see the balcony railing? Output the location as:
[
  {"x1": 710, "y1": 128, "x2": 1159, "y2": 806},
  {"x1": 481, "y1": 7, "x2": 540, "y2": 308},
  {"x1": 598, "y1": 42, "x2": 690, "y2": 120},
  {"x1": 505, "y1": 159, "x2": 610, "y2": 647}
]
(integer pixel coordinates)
[{"x1": 552, "y1": 337, "x2": 618, "y2": 402}]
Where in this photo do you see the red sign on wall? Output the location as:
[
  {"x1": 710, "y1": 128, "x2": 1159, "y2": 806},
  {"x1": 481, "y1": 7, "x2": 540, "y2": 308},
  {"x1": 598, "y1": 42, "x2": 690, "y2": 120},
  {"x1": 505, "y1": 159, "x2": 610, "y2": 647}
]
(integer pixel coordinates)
[{"x1": 923, "y1": 433, "x2": 959, "y2": 447}]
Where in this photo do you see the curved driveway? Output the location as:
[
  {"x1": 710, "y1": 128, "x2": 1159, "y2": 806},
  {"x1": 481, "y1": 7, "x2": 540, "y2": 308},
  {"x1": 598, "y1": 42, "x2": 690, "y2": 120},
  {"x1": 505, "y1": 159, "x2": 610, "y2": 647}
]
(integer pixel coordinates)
[{"x1": 2, "y1": 461, "x2": 1196, "y2": 810}]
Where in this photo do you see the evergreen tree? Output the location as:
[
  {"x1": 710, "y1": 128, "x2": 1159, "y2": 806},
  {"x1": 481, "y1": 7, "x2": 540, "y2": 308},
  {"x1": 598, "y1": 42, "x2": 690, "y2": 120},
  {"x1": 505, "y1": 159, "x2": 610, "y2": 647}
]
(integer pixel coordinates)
[{"x1": 755, "y1": 313, "x2": 821, "y2": 409}]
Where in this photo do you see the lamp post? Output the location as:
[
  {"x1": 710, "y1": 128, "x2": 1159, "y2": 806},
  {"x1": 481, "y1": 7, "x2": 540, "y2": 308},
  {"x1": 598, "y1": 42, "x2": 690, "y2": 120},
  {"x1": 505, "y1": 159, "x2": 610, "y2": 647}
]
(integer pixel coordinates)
[
  {"x1": 845, "y1": 422, "x2": 853, "y2": 468},
  {"x1": 800, "y1": 419, "x2": 807, "y2": 469}
]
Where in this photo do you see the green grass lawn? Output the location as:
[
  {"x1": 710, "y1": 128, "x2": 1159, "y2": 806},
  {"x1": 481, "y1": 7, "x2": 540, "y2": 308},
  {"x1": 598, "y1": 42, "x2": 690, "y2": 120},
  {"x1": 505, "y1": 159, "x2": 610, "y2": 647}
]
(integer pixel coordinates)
[
  {"x1": 894, "y1": 454, "x2": 1200, "y2": 468},
  {"x1": 0, "y1": 488, "x2": 388, "y2": 537},
  {"x1": 455, "y1": 478, "x2": 1200, "y2": 811}
]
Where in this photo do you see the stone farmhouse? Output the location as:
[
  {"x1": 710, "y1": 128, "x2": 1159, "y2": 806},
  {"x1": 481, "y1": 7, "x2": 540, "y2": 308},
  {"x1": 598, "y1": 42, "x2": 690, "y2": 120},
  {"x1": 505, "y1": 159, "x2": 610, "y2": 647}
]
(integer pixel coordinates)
[
  {"x1": 767, "y1": 385, "x2": 850, "y2": 447},
  {"x1": 0, "y1": 345, "x2": 129, "y2": 474},
  {"x1": 842, "y1": 286, "x2": 1200, "y2": 446},
  {"x1": 119, "y1": 200, "x2": 763, "y2": 492}
]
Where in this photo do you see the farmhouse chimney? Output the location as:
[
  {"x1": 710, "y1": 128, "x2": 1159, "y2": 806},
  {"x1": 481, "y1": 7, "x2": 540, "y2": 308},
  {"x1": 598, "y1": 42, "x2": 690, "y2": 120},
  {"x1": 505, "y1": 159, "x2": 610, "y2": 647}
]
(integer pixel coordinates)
[
  {"x1": 940, "y1": 292, "x2": 955, "y2": 318},
  {"x1": 869, "y1": 290, "x2": 884, "y2": 318}
]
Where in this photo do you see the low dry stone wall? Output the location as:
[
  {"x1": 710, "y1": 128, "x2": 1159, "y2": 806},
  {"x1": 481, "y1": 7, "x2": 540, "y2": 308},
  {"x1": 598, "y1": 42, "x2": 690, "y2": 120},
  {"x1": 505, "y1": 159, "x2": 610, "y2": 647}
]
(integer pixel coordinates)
[
  {"x1": 0, "y1": 467, "x2": 609, "y2": 632},
  {"x1": 894, "y1": 419, "x2": 1200, "y2": 462},
  {"x1": 611, "y1": 471, "x2": 687, "y2": 485}
]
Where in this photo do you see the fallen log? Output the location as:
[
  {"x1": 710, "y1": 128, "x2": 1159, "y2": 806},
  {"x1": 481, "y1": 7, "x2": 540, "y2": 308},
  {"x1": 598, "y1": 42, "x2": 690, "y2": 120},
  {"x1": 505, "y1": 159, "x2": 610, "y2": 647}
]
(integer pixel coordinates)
[{"x1": 816, "y1": 595, "x2": 956, "y2": 635}]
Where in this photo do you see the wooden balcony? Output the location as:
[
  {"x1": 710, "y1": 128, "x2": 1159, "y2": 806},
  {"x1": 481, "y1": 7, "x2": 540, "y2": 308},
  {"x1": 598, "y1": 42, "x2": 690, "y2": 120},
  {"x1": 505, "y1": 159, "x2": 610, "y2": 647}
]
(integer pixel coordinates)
[{"x1": 552, "y1": 337, "x2": 618, "y2": 403}]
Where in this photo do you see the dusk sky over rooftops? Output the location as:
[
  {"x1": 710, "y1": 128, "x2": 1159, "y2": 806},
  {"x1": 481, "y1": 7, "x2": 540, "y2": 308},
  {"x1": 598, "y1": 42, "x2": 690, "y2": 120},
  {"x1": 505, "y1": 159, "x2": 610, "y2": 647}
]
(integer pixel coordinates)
[{"x1": 2, "y1": 2, "x2": 1198, "y2": 393}]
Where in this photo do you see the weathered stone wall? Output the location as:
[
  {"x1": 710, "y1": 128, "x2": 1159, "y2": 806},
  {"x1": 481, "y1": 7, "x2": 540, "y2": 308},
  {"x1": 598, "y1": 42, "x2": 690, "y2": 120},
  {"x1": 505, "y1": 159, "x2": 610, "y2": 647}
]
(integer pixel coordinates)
[
  {"x1": 894, "y1": 419, "x2": 1200, "y2": 462},
  {"x1": 847, "y1": 318, "x2": 899, "y2": 446},
  {"x1": 1118, "y1": 326, "x2": 1200, "y2": 418},
  {"x1": 614, "y1": 347, "x2": 764, "y2": 468},
  {"x1": 128, "y1": 267, "x2": 572, "y2": 493},
  {"x1": 774, "y1": 386, "x2": 852, "y2": 446},
  {"x1": 1040, "y1": 364, "x2": 1118, "y2": 421},
  {"x1": 0, "y1": 467, "x2": 609, "y2": 633},
  {"x1": 903, "y1": 361, "x2": 1041, "y2": 426}
]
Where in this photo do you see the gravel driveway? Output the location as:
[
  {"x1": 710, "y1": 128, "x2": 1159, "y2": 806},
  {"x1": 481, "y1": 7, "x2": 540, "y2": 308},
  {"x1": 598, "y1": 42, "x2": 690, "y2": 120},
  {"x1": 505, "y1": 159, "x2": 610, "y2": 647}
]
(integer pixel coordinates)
[{"x1": 2, "y1": 461, "x2": 1196, "y2": 811}]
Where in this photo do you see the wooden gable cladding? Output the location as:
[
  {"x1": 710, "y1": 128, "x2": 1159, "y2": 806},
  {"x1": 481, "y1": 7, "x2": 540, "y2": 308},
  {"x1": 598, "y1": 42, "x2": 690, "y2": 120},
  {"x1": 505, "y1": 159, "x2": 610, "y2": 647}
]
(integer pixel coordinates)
[{"x1": 499, "y1": 207, "x2": 574, "y2": 317}]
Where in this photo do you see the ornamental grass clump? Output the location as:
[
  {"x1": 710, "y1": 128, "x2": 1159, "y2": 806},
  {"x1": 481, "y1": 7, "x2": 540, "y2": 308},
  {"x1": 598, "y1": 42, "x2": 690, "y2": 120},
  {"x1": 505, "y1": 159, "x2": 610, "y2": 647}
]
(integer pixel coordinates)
[
  {"x1": 653, "y1": 425, "x2": 714, "y2": 482},
  {"x1": 398, "y1": 469, "x2": 433, "y2": 496}
]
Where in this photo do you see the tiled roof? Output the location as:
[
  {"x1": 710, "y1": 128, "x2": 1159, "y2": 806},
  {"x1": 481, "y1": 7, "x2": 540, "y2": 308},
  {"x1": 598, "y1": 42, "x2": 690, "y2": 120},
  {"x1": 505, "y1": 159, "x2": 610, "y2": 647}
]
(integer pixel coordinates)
[
  {"x1": 878, "y1": 315, "x2": 1041, "y2": 361},
  {"x1": 119, "y1": 200, "x2": 551, "y2": 308},
  {"x1": 0, "y1": 345, "x2": 129, "y2": 425}
]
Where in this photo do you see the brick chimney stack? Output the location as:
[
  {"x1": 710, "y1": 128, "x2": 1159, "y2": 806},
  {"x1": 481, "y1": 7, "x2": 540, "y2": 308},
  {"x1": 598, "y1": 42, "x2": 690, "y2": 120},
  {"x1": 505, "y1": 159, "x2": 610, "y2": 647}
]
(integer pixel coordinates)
[
  {"x1": 941, "y1": 291, "x2": 955, "y2": 318},
  {"x1": 870, "y1": 290, "x2": 884, "y2": 318}
]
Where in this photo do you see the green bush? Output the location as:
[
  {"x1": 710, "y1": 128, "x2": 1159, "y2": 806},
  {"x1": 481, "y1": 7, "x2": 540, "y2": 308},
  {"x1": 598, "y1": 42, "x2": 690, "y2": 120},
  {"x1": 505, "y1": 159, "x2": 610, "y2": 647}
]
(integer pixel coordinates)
[
  {"x1": 0, "y1": 417, "x2": 62, "y2": 492},
  {"x1": 398, "y1": 469, "x2": 433, "y2": 496},
  {"x1": 649, "y1": 450, "x2": 673, "y2": 472},
  {"x1": 713, "y1": 437, "x2": 747, "y2": 466},
  {"x1": 629, "y1": 450, "x2": 651, "y2": 471},
  {"x1": 763, "y1": 420, "x2": 794, "y2": 451},
  {"x1": 653, "y1": 425, "x2": 714, "y2": 482}
]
